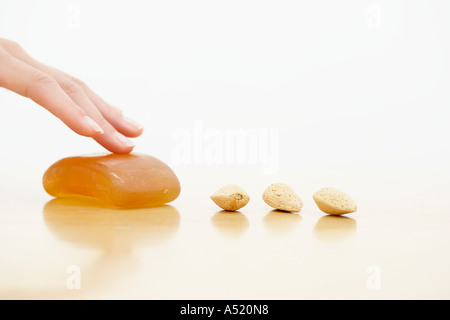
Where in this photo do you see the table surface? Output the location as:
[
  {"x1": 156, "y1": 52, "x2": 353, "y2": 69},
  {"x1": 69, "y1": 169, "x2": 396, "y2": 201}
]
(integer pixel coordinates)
[{"x1": 1, "y1": 168, "x2": 449, "y2": 300}]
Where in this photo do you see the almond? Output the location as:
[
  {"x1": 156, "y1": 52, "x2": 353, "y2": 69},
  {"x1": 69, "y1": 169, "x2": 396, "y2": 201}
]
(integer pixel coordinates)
[
  {"x1": 210, "y1": 184, "x2": 250, "y2": 211},
  {"x1": 313, "y1": 187, "x2": 357, "y2": 215},
  {"x1": 262, "y1": 183, "x2": 303, "y2": 213}
]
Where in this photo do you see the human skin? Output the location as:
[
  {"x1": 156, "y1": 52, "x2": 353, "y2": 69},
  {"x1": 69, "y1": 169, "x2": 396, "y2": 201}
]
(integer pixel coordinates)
[{"x1": 0, "y1": 38, "x2": 143, "y2": 153}]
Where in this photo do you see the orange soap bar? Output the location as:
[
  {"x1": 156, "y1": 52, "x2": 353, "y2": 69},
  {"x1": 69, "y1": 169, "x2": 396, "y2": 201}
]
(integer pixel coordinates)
[{"x1": 43, "y1": 153, "x2": 181, "y2": 208}]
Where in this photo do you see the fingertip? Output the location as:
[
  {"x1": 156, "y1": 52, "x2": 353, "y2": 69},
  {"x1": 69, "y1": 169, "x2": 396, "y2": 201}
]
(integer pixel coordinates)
[
  {"x1": 126, "y1": 126, "x2": 144, "y2": 138},
  {"x1": 123, "y1": 116, "x2": 144, "y2": 130},
  {"x1": 113, "y1": 131, "x2": 136, "y2": 148},
  {"x1": 95, "y1": 138, "x2": 135, "y2": 154},
  {"x1": 97, "y1": 131, "x2": 137, "y2": 154},
  {"x1": 68, "y1": 115, "x2": 104, "y2": 138},
  {"x1": 83, "y1": 116, "x2": 104, "y2": 135},
  {"x1": 108, "y1": 145, "x2": 135, "y2": 154},
  {"x1": 121, "y1": 116, "x2": 145, "y2": 137}
]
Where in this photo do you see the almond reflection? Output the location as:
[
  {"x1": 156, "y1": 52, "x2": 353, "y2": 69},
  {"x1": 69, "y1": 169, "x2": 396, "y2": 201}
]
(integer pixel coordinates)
[
  {"x1": 313, "y1": 215, "x2": 357, "y2": 242},
  {"x1": 263, "y1": 210, "x2": 302, "y2": 235},
  {"x1": 43, "y1": 197, "x2": 180, "y2": 252},
  {"x1": 211, "y1": 211, "x2": 249, "y2": 239}
]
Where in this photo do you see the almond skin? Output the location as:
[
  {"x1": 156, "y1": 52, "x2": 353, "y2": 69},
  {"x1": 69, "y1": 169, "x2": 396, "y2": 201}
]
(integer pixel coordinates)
[
  {"x1": 262, "y1": 183, "x2": 303, "y2": 213},
  {"x1": 210, "y1": 184, "x2": 250, "y2": 211},
  {"x1": 313, "y1": 187, "x2": 357, "y2": 215}
]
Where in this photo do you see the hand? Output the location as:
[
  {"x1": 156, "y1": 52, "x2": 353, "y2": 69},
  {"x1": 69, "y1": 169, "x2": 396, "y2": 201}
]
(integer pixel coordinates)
[{"x1": 0, "y1": 38, "x2": 143, "y2": 153}]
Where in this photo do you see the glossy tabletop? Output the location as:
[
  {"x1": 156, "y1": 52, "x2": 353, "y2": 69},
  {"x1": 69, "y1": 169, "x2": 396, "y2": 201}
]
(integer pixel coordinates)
[{"x1": 1, "y1": 168, "x2": 449, "y2": 300}]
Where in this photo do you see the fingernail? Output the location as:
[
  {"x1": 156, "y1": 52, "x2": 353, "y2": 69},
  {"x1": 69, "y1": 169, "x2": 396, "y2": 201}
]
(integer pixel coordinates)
[
  {"x1": 84, "y1": 116, "x2": 104, "y2": 134},
  {"x1": 114, "y1": 132, "x2": 136, "y2": 148},
  {"x1": 123, "y1": 116, "x2": 144, "y2": 130}
]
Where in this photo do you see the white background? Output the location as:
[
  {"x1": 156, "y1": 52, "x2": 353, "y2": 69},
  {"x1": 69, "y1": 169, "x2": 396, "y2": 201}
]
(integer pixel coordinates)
[{"x1": 0, "y1": 0, "x2": 449, "y2": 193}]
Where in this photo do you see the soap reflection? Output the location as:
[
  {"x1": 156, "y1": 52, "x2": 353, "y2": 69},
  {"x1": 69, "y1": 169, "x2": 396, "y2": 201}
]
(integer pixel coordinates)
[
  {"x1": 0, "y1": 198, "x2": 180, "y2": 299},
  {"x1": 313, "y1": 215, "x2": 357, "y2": 242},
  {"x1": 43, "y1": 198, "x2": 180, "y2": 252},
  {"x1": 263, "y1": 210, "x2": 302, "y2": 235},
  {"x1": 211, "y1": 211, "x2": 249, "y2": 239}
]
